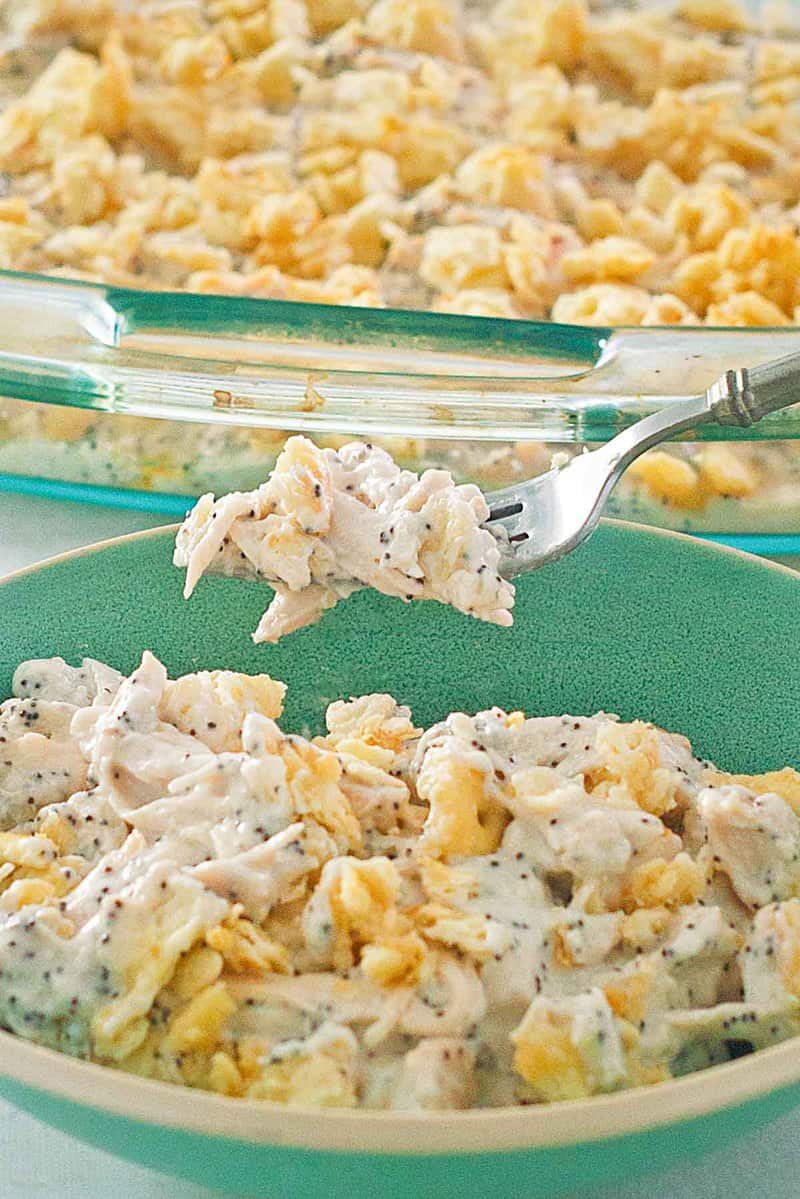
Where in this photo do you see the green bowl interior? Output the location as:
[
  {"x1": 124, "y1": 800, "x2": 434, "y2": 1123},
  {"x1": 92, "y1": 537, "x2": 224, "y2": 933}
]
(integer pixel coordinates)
[{"x1": 0, "y1": 520, "x2": 797, "y2": 772}]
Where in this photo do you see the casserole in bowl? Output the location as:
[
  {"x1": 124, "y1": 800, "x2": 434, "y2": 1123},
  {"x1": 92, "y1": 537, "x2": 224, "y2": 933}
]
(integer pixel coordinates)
[{"x1": 2, "y1": 520, "x2": 800, "y2": 1195}]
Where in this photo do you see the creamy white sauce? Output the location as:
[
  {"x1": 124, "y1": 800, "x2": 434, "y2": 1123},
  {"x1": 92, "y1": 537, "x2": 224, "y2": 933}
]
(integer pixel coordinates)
[{"x1": 1, "y1": 652, "x2": 799, "y2": 1106}]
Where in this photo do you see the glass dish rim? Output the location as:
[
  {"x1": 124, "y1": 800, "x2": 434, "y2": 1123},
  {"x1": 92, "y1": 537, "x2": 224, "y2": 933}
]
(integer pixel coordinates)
[
  {"x1": 0, "y1": 263, "x2": 793, "y2": 349},
  {"x1": 0, "y1": 269, "x2": 800, "y2": 444}
]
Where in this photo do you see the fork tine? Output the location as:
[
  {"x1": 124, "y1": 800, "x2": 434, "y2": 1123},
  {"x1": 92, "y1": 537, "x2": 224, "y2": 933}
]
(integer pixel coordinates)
[
  {"x1": 485, "y1": 499, "x2": 541, "y2": 544},
  {"x1": 485, "y1": 469, "x2": 558, "y2": 519},
  {"x1": 487, "y1": 499, "x2": 523, "y2": 522},
  {"x1": 485, "y1": 469, "x2": 557, "y2": 535},
  {"x1": 485, "y1": 482, "x2": 529, "y2": 510}
]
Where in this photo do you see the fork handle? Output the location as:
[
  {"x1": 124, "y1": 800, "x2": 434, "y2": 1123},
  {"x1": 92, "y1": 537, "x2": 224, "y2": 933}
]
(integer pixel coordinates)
[
  {"x1": 597, "y1": 350, "x2": 800, "y2": 480},
  {"x1": 709, "y1": 351, "x2": 800, "y2": 426}
]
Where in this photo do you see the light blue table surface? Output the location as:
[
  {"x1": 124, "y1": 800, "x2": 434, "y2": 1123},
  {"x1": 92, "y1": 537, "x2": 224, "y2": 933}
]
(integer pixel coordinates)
[{"x1": 1, "y1": 491, "x2": 799, "y2": 1199}]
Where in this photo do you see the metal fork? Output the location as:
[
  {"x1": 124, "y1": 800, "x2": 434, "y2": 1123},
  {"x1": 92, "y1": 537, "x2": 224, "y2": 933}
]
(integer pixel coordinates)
[{"x1": 486, "y1": 351, "x2": 800, "y2": 578}]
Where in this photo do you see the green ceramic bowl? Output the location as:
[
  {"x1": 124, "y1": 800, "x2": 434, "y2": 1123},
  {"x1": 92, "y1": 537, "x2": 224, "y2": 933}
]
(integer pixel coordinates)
[{"x1": 2, "y1": 520, "x2": 800, "y2": 1198}]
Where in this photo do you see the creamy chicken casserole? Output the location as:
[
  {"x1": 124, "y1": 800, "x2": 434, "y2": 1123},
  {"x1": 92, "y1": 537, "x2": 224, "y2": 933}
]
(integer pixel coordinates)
[
  {"x1": 174, "y1": 435, "x2": 516, "y2": 641},
  {"x1": 2, "y1": 0, "x2": 800, "y2": 325},
  {"x1": 2, "y1": 648, "x2": 800, "y2": 1109}
]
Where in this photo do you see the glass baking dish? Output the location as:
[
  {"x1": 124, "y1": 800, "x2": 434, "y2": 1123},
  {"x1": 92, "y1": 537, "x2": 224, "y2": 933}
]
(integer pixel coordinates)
[
  {"x1": 0, "y1": 271, "x2": 799, "y2": 555},
  {"x1": 2, "y1": 0, "x2": 800, "y2": 556}
]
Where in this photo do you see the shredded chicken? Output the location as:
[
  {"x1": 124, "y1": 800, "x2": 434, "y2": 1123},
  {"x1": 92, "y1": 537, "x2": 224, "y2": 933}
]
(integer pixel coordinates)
[
  {"x1": 174, "y1": 436, "x2": 514, "y2": 642},
  {"x1": 1, "y1": 651, "x2": 799, "y2": 1107}
]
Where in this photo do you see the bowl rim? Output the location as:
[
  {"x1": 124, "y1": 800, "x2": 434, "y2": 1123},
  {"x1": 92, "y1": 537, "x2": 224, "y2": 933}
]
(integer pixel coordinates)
[{"x1": 1, "y1": 519, "x2": 800, "y2": 1155}]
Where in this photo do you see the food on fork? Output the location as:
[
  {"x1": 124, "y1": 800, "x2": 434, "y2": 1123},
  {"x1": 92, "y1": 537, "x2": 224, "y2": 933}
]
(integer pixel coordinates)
[
  {"x1": 2, "y1": 651, "x2": 800, "y2": 1108},
  {"x1": 174, "y1": 435, "x2": 515, "y2": 641}
]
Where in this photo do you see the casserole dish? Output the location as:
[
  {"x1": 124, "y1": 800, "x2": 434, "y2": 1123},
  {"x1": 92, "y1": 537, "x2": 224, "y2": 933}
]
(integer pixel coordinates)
[
  {"x1": 1, "y1": 272, "x2": 800, "y2": 553},
  {"x1": 2, "y1": 0, "x2": 800, "y2": 555}
]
